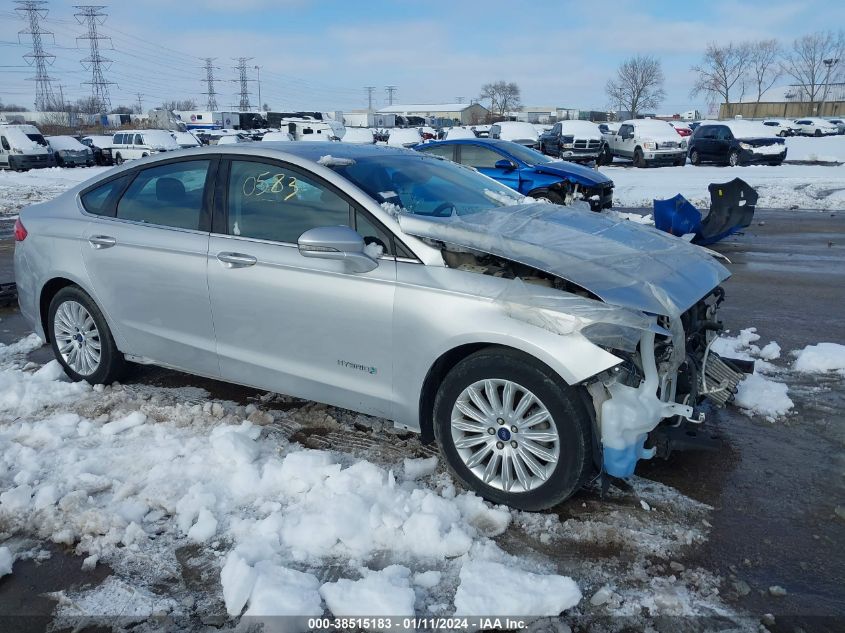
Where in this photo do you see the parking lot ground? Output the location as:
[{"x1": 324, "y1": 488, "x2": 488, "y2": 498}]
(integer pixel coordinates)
[{"x1": 0, "y1": 208, "x2": 842, "y2": 631}]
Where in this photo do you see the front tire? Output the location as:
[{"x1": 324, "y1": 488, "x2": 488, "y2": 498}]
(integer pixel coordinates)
[
  {"x1": 115, "y1": 153, "x2": 124, "y2": 165},
  {"x1": 530, "y1": 190, "x2": 566, "y2": 205},
  {"x1": 433, "y1": 349, "x2": 593, "y2": 511},
  {"x1": 814, "y1": 129, "x2": 822, "y2": 137},
  {"x1": 728, "y1": 149, "x2": 741, "y2": 167},
  {"x1": 689, "y1": 149, "x2": 701, "y2": 165},
  {"x1": 48, "y1": 286, "x2": 127, "y2": 384},
  {"x1": 633, "y1": 148, "x2": 646, "y2": 168}
]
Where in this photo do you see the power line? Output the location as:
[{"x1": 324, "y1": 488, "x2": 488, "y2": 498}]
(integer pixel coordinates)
[
  {"x1": 74, "y1": 5, "x2": 115, "y2": 114},
  {"x1": 386, "y1": 85, "x2": 397, "y2": 106},
  {"x1": 14, "y1": 1, "x2": 57, "y2": 111},
  {"x1": 231, "y1": 57, "x2": 253, "y2": 111},
  {"x1": 365, "y1": 85, "x2": 376, "y2": 111},
  {"x1": 203, "y1": 57, "x2": 219, "y2": 111}
]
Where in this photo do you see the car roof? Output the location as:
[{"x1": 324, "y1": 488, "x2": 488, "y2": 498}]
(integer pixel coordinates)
[{"x1": 417, "y1": 137, "x2": 516, "y2": 149}]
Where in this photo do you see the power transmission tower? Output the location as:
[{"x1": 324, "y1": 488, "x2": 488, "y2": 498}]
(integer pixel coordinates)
[
  {"x1": 74, "y1": 5, "x2": 115, "y2": 114},
  {"x1": 135, "y1": 92, "x2": 143, "y2": 114},
  {"x1": 365, "y1": 86, "x2": 376, "y2": 111},
  {"x1": 455, "y1": 96, "x2": 465, "y2": 103},
  {"x1": 231, "y1": 57, "x2": 254, "y2": 111},
  {"x1": 15, "y1": 1, "x2": 57, "y2": 111},
  {"x1": 385, "y1": 85, "x2": 397, "y2": 106},
  {"x1": 202, "y1": 57, "x2": 219, "y2": 111}
]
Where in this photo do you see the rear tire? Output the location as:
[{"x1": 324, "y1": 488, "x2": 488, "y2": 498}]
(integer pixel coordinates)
[
  {"x1": 433, "y1": 348, "x2": 593, "y2": 511},
  {"x1": 48, "y1": 286, "x2": 127, "y2": 385},
  {"x1": 633, "y1": 148, "x2": 646, "y2": 168},
  {"x1": 690, "y1": 149, "x2": 701, "y2": 165}
]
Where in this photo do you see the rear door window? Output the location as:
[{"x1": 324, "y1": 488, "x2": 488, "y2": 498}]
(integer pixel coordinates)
[
  {"x1": 116, "y1": 160, "x2": 211, "y2": 229},
  {"x1": 134, "y1": 134, "x2": 144, "y2": 145}
]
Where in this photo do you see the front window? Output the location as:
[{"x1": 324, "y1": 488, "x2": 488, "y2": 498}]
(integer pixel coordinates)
[
  {"x1": 25, "y1": 133, "x2": 47, "y2": 147},
  {"x1": 326, "y1": 153, "x2": 524, "y2": 217},
  {"x1": 226, "y1": 159, "x2": 351, "y2": 243}
]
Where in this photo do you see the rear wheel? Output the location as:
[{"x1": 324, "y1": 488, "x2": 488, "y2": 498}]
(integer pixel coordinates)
[
  {"x1": 633, "y1": 148, "x2": 646, "y2": 168},
  {"x1": 728, "y1": 149, "x2": 741, "y2": 167},
  {"x1": 689, "y1": 149, "x2": 701, "y2": 165},
  {"x1": 48, "y1": 286, "x2": 127, "y2": 384},
  {"x1": 433, "y1": 348, "x2": 593, "y2": 511},
  {"x1": 673, "y1": 156, "x2": 686, "y2": 167}
]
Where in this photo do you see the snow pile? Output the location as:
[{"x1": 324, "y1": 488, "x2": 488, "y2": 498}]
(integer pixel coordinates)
[
  {"x1": 733, "y1": 373, "x2": 794, "y2": 422},
  {"x1": 605, "y1": 210, "x2": 654, "y2": 225},
  {"x1": 0, "y1": 166, "x2": 108, "y2": 216},
  {"x1": 0, "y1": 335, "x2": 586, "y2": 622},
  {"x1": 0, "y1": 546, "x2": 14, "y2": 577},
  {"x1": 606, "y1": 163, "x2": 845, "y2": 210},
  {"x1": 792, "y1": 342, "x2": 845, "y2": 375},
  {"x1": 320, "y1": 565, "x2": 416, "y2": 618},
  {"x1": 712, "y1": 328, "x2": 793, "y2": 421},
  {"x1": 785, "y1": 135, "x2": 845, "y2": 163},
  {"x1": 454, "y1": 560, "x2": 581, "y2": 618}
]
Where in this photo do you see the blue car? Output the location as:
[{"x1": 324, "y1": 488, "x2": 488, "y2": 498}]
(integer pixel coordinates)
[{"x1": 415, "y1": 138, "x2": 613, "y2": 210}]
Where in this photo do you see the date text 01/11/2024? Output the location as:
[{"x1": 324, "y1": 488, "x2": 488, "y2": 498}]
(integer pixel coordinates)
[{"x1": 308, "y1": 617, "x2": 527, "y2": 630}]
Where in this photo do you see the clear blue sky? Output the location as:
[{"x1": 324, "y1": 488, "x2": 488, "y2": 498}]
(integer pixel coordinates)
[{"x1": 1, "y1": 0, "x2": 843, "y2": 113}]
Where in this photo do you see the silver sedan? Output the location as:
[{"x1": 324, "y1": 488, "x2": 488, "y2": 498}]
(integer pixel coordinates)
[{"x1": 14, "y1": 142, "x2": 742, "y2": 510}]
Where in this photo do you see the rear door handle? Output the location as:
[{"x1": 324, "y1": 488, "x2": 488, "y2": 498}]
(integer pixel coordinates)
[
  {"x1": 216, "y1": 252, "x2": 257, "y2": 268},
  {"x1": 88, "y1": 235, "x2": 116, "y2": 249}
]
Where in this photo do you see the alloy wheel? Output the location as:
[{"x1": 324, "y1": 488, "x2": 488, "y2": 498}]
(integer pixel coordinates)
[
  {"x1": 53, "y1": 300, "x2": 102, "y2": 376},
  {"x1": 450, "y1": 379, "x2": 560, "y2": 493}
]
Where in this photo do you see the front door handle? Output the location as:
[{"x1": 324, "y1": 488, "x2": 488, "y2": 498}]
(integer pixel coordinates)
[
  {"x1": 216, "y1": 252, "x2": 257, "y2": 268},
  {"x1": 88, "y1": 235, "x2": 116, "y2": 249}
]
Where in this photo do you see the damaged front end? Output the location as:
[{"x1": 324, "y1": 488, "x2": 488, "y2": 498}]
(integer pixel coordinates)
[{"x1": 398, "y1": 204, "x2": 750, "y2": 479}]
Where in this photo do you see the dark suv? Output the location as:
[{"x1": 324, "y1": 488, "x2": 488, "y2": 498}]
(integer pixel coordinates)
[{"x1": 687, "y1": 122, "x2": 786, "y2": 167}]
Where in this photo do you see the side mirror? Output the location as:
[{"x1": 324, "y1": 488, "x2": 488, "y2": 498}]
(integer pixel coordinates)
[
  {"x1": 297, "y1": 225, "x2": 378, "y2": 273},
  {"x1": 495, "y1": 159, "x2": 517, "y2": 171}
]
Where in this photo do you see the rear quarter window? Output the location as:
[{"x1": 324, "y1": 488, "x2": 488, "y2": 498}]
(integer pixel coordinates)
[{"x1": 80, "y1": 174, "x2": 132, "y2": 216}]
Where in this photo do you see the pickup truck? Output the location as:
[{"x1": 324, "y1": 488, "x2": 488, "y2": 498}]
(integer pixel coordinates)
[
  {"x1": 604, "y1": 119, "x2": 687, "y2": 167},
  {"x1": 538, "y1": 120, "x2": 605, "y2": 162}
]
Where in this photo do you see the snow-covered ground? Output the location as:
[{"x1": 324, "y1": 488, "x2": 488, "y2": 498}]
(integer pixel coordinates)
[
  {"x1": 0, "y1": 335, "x2": 753, "y2": 630},
  {"x1": 0, "y1": 166, "x2": 108, "y2": 216},
  {"x1": 607, "y1": 163, "x2": 845, "y2": 210},
  {"x1": 784, "y1": 134, "x2": 845, "y2": 163}
]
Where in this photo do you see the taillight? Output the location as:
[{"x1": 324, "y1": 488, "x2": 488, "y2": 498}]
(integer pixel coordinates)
[{"x1": 14, "y1": 218, "x2": 27, "y2": 242}]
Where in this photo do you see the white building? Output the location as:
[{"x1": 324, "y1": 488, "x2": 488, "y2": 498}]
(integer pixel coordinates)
[{"x1": 377, "y1": 103, "x2": 489, "y2": 125}]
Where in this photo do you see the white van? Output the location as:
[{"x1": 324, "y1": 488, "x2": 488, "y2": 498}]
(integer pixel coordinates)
[
  {"x1": 0, "y1": 124, "x2": 55, "y2": 170},
  {"x1": 110, "y1": 129, "x2": 181, "y2": 164}
]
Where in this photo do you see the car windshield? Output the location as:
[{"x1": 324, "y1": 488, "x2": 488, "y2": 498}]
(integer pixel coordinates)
[
  {"x1": 499, "y1": 143, "x2": 553, "y2": 165},
  {"x1": 26, "y1": 133, "x2": 47, "y2": 146},
  {"x1": 326, "y1": 153, "x2": 525, "y2": 216}
]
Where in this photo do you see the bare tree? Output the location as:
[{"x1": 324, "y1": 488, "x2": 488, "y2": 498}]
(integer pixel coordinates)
[
  {"x1": 781, "y1": 30, "x2": 845, "y2": 112},
  {"x1": 748, "y1": 39, "x2": 782, "y2": 109},
  {"x1": 479, "y1": 81, "x2": 522, "y2": 118},
  {"x1": 605, "y1": 55, "x2": 666, "y2": 119},
  {"x1": 690, "y1": 42, "x2": 751, "y2": 108},
  {"x1": 161, "y1": 99, "x2": 198, "y2": 112}
]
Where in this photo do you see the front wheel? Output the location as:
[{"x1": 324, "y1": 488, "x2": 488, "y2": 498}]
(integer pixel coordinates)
[
  {"x1": 530, "y1": 190, "x2": 565, "y2": 205},
  {"x1": 433, "y1": 348, "x2": 593, "y2": 511},
  {"x1": 728, "y1": 149, "x2": 741, "y2": 167},
  {"x1": 633, "y1": 148, "x2": 646, "y2": 168},
  {"x1": 48, "y1": 286, "x2": 127, "y2": 384},
  {"x1": 814, "y1": 129, "x2": 822, "y2": 137},
  {"x1": 115, "y1": 153, "x2": 124, "y2": 165}
]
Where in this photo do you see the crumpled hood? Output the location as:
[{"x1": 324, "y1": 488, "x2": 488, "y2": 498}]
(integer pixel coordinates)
[
  {"x1": 398, "y1": 203, "x2": 730, "y2": 317},
  {"x1": 532, "y1": 161, "x2": 612, "y2": 187}
]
